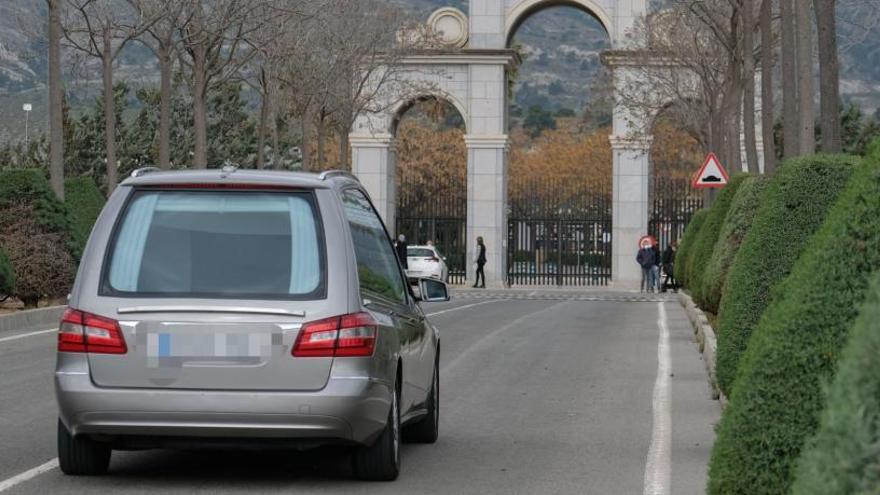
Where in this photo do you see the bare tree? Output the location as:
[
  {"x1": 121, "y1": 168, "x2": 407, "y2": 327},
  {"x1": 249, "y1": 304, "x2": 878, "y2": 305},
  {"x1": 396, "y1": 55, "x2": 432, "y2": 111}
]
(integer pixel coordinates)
[
  {"x1": 178, "y1": 0, "x2": 266, "y2": 168},
  {"x1": 795, "y1": 0, "x2": 815, "y2": 155},
  {"x1": 616, "y1": 5, "x2": 750, "y2": 172},
  {"x1": 741, "y1": 0, "x2": 760, "y2": 173},
  {"x1": 759, "y1": 0, "x2": 777, "y2": 173},
  {"x1": 47, "y1": 0, "x2": 65, "y2": 199},
  {"x1": 131, "y1": 0, "x2": 188, "y2": 169},
  {"x1": 62, "y1": 0, "x2": 155, "y2": 192},
  {"x1": 780, "y1": 0, "x2": 799, "y2": 159},
  {"x1": 244, "y1": 2, "x2": 309, "y2": 169},
  {"x1": 280, "y1": 0, "x2": 428, "y2": 170},
  {"x1": 815, "y1": 0, "x2": 841, "y2": 152}
]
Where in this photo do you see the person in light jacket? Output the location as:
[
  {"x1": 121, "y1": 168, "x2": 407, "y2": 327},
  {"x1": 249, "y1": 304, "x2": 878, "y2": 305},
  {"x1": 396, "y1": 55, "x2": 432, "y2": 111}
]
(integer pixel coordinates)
[{"x1": 473, "y1": 237, "x2": 487, "y2": 288}]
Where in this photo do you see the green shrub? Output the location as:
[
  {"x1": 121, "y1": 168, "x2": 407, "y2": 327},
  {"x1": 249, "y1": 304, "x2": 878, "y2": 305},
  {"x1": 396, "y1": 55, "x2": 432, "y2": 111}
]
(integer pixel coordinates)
[
  {"x1": 0, "y1": 169, "x2": 70, "y2": 236},
  {"x1": 699, "y1": 176, "x2": 769, "y2": 314},
  {"x1": 674, "y1": 208, "x2": 709, "y2": 289},
  {"x1": 0, "y1": 169, "x2": 76, "y2": 306},
  {"x1": 0, "y1": 247, "x2": 14, "y2": 295},
  {"x1": 65, "y1": 176, "x2": 106, "y2": 258},
  {"x1": 708, "y1": 155, "x2": 880, "y2": 495},
  {"x1": 714, "y1": 155, "x2": 857, "y2": 397},
  {"x1": 685, "y1": 174, "x2": 749, "y2": 308},
  {"x1": 791, "y1": 275, "x2": 880, "y2": 494}
]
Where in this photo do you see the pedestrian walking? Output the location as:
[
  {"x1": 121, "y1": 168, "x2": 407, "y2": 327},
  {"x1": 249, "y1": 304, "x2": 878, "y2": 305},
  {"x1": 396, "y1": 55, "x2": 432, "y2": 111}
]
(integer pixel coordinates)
[
  {"x1": 396, "y1": 234, "x2": 408, "y2": 270},
  {"x1": 637, "y1": 239, "x2": 656, "y2": 293},
  {"x1": 473, "y1": 236, "x2": 487, "y2": 288},
  {"x1": 662, "y1": 240, "x2": 678, "y2": 292}
]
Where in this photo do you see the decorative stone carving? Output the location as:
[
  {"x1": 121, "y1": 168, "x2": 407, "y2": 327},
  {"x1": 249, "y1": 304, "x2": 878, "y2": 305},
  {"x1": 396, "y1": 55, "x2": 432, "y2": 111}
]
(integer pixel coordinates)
[{"x1": 427, "y1": 8, "x2": 469, "y2": 48}]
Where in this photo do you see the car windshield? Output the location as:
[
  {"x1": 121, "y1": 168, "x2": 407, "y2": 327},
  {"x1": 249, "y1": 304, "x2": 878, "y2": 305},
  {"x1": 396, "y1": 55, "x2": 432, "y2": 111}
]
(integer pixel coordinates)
[
  {"x1": 102, "y1": 190, "x2": 325, "y2": 299},
  {"x1": 408, "y1": 248, "x2": 435, "y2": 258}
]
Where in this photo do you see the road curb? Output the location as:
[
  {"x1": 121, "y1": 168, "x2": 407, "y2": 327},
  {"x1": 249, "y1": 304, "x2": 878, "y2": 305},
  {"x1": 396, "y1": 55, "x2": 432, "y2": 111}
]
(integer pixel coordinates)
[
  {"x1": 0, "y1": 306, "x2": 65, "y2": 335},
  {"x1": 677, "y1": 292, "x2": 727, "y2": 405}
]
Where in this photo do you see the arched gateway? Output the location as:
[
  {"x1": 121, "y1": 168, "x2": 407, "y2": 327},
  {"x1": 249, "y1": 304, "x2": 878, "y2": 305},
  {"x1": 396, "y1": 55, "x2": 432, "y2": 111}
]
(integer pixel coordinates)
[{"x1": 350, "y1": 0, "x2": 653, "y2": 287}]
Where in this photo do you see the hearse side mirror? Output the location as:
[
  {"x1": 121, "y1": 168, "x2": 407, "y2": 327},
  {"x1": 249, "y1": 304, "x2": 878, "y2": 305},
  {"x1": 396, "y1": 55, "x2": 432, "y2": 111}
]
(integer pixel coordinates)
[{"x1": 418, "y1": 278, "x2": 450, "y2": 303}]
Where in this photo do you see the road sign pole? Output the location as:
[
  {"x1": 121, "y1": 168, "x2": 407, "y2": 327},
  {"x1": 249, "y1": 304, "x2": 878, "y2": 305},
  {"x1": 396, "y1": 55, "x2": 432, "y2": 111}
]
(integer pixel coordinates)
[{"x1": 703, "y1": 188, "x2": 718, "y2": 208}]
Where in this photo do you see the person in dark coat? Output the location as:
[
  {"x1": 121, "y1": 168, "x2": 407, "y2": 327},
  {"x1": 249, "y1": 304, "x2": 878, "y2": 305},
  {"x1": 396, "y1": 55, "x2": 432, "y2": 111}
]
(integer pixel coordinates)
[
  {"x1": 662, "y1": 240, "x2": 678, "y2": 292},
  {"x1": 473, "y1": 236, "x2": 487, "y2": 288},
  {"x1": 637, "y1": 240, "x2": 657, "y2": 293},
  {"x1": 652, "y1": 241, "x2": 662, "y2": 292},
  {"x1": 395, "y1": 234, "x2": 408, "y2": 270}
]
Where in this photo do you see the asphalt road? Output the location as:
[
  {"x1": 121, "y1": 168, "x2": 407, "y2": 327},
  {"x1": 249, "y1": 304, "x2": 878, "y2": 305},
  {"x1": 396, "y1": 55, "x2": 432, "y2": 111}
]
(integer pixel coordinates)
[{"x1": 0, "y1": 292, "x2": 719, "y2": 494}]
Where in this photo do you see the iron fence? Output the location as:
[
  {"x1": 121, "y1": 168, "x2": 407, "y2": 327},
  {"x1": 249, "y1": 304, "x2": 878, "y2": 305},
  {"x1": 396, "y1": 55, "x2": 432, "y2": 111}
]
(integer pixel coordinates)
[
  {"x1": 648, "y1": 178, "x2": 704, "y2": 251},
  {"x1": 508, "y1": 177, "x2": 613, "y2": 286}
]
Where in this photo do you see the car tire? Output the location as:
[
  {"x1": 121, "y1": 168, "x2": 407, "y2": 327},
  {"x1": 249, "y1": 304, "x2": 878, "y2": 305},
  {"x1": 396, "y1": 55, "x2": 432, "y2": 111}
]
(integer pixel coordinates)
[
  {"x1": 352, "y1": 384, "x2": 401, "y2": 481},
  {"x1": 404, "y1": 359, "x2": 439, "y2": 444},
  {"x1": 57, "y1": 419, "x2": 111, "y2": 476}
]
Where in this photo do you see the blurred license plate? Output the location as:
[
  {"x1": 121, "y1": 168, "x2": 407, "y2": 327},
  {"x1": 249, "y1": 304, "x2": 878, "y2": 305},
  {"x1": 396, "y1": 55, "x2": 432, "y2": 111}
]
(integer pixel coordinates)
[{"x1": 147, "y1": 332, "x2": 271, "y2": 359}]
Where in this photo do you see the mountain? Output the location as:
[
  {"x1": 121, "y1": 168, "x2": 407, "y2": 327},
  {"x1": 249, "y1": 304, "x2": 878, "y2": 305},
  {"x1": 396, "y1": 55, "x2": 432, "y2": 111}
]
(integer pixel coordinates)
[{"x1": 0, "y1": 0, "x2": 878, "y2": 144}]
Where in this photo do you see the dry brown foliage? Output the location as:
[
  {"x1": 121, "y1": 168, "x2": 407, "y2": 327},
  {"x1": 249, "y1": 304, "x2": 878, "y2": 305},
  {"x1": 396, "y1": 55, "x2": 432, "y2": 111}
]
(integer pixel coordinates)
[{"x1": 0, "y1": 204, "x2": 76, "y2": 307}]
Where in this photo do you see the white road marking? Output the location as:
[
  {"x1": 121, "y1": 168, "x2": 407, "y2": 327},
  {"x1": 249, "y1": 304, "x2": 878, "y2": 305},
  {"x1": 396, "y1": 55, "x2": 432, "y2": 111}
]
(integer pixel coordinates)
[
  {"x1": 0, "y1": 328, "x2": 56, "y2": 344},
  {"x1": 644, "y1": 302, "x2": 672, "y2": 495},
  {"x1": 0, "y1": 459, "x2": 58, "y2": 493},
  {"x1": 425, "y1": 299, "x2": 500, "y2": 317}
]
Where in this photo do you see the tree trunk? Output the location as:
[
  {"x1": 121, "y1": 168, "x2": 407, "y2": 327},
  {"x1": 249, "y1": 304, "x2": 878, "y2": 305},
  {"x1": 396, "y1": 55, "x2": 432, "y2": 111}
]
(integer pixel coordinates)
[
  {"x1": 316, "y1": 116, "x2": 326, "y2": 170},
  {"x1": 815, "y1": 0, "x2": 841, "y2": 153},
  {"x1": 742, "y1": 0, "x2": 760, "y2": 174},
  {"x1": 47, "y1": 0, "x2": 64, "y2": 200},
  {"x1": 269, "y1": 79, "x2": 279, "y2": 168},
  {"x1": 338, "y1": 130, "x2": 349, "y2": 170},
  {"x1": 103, "y1": 33, "x2": 118, "y2": 194},
  {"x1": 709, "y1": 111, "x2": 726, "y2": 168},
  {"x1": 760, "y1": 0, "x2": 777, "y2": 174},
  {"x1": 780, "y1": 0, "x2": 799, "y2": 160},
  {"x1": 256, "y1": 86, "x2": 269, "y2": 169},
  {"x1": 157, "y1": 46, "x2": 172, "y2": 169},
  {"x1": 192, "y1": 43, "x2": 209, "y2": 169},
  {"x1": 795, "y1": 0, "x2": 815, "y2": 155},
  {"x1": 301, "y1": 117, "x2": 311, "y2": 171},
  {"x1": 256, "y1": 67, "x2": 269, "y2": 169}
]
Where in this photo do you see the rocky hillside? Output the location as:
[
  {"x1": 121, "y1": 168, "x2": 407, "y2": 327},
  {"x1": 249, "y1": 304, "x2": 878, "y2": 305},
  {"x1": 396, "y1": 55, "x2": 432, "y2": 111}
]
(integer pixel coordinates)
[{"x1": 1, "y1": 0, "x2": 878, "y2": 143}]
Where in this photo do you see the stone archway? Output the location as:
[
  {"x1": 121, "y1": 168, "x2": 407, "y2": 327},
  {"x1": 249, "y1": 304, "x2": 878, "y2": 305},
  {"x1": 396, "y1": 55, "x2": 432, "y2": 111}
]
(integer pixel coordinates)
[
  {"x1": 351, "y1": 0, "x2": 655, "y2": 287},
  {"x1": 504, "y1": 0, "x2": 615, "y2": 46}
]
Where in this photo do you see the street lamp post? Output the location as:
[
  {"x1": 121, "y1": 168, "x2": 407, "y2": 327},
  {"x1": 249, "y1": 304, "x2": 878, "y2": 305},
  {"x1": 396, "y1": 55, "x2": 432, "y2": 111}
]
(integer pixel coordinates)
[{"x1": 22, "y1": 103, "x2": 32, "y2": 147}]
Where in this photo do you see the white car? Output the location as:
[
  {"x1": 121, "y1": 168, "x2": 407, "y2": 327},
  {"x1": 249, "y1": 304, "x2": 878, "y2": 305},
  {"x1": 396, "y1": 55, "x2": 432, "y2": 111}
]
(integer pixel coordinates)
[{"x1": 406, "y1": 245, "x2": 449, "y2": 282}]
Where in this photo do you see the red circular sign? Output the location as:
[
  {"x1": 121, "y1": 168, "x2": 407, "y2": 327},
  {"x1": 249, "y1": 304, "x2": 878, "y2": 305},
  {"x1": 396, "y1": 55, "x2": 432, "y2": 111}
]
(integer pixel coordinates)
[{"x1": 639, "y1": 235, "x2": 657, "y2": 248}]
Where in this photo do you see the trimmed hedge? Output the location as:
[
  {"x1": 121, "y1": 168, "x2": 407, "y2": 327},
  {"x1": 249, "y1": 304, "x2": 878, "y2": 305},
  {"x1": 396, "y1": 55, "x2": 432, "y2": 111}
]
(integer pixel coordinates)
[
  {"x1": 0, "y1": 247, "x2": 13, "y2": 295},
  {"x1": 65, "y1": 176, "x2": 106, "y2": 258},
  {"x1": 685, "y1": 174, "x2": 750, "y2": 309},
  {"x1": 674, "y1": 208, "x2": 709, "y2": 289},
  {"x1": 699, "y1": 175, "x2": 769, "y2": 314},
  {"x1": 714, "y1": 155, "x2": 857, "y2": 397},
  {"x1": 792, "y1": 275, "x2": 880, "y2": 494},
  {"x1": 708, "y1": 155, "x2": 880, "y2": 495}
]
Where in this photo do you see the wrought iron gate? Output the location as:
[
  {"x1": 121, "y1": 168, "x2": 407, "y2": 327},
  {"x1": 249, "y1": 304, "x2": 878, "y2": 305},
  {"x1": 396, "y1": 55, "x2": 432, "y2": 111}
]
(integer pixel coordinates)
[
  {"x1": 507, "y1": 178, "x2": 612, "y2": 286},
  {"x1": 648, "y1": 178, "x2": 704, "y2": 250},
  {"x1": 395, "y1": 173, "x2": 467, "y2": 284}
]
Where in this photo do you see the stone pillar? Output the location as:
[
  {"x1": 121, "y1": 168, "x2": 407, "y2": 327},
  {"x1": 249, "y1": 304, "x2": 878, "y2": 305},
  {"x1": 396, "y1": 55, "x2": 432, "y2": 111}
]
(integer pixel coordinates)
[
  {"x1": 610, "y1": 136, "x2": 652, "y2": 287},
  {"x1": 465, "y1": 135, "x2": 509, "y2": 288},
  {"x1": 469, "y1": 0, "x2": 505, "y2": 48},
  {"x1": 350, "y1": 133, "x2": 396, "y2": 229}
]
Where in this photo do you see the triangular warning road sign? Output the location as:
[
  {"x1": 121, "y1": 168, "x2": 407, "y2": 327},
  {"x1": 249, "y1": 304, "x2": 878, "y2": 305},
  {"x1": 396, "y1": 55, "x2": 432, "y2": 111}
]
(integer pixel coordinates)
[{"x1": 692, "y1": 153, "x2": 730, "y2": 189}]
